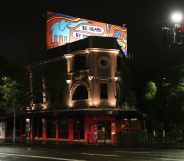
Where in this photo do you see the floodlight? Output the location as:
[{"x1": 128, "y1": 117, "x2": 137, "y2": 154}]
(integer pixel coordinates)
[{"x1": 170, "y1": 11, "x2": 183, "y2": 24}]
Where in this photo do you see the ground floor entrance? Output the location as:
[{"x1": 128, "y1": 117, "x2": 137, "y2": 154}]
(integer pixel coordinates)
[{"x1": 4, "y1": 111, "x2": 145, "y2": 145}]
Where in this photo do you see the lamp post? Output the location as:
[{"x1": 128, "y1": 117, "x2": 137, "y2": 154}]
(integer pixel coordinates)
[
  {"x1": 170, "y1": 11, "x2": 183, "y2": 44},
  {"x1": 162, "y1": 10, "x2": 184, "y2": 46}
]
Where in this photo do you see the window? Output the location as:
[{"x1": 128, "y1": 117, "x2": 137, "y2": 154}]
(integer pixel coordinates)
[
  {"x1": 100, "y1": 83, "x2": 108, "y2": 99},
  {"x1": 72, "y1": 85, "x2": 88, "y2": 100},
  {"x1": 98, "y1": 56, "x2": 109, "y2": 69},
  {"x1": 73, "y1": 55, "x2": 87, "y2": 71}
]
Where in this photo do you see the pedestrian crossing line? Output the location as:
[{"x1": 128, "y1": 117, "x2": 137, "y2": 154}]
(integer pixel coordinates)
[
  {"x1": 81, "y1": 152, "x2": 120, "y2": 157},
  {"x1": 0, "y1": 152, "x2": 86, "y2": 161}
]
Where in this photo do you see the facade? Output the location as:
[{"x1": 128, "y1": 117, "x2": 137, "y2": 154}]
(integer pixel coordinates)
[
  {"x1": 3, "y1": 37, "x2": 144, "y2": 145},
  {"x1": 15, "y1": 36, "x2": 144, "y2": 145}
]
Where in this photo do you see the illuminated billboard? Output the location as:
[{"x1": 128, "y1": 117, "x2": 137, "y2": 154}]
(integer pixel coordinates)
[{"x1": 47, "y1": 12, "x2": 127, "y2": 55}]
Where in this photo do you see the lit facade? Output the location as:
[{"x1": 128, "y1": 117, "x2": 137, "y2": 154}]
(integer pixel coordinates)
[
  {"x1": 65, "y1": 48, "x2": 119, "y2": 109},
  {"x1": 13, "y1": 36, "x2": 144, "y2": 145},
  {"x1": 2, "y1": 35, "x2": 144, "y2": 145}
]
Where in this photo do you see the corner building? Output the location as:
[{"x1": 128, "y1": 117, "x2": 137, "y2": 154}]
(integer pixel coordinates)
[{"x1": 25, "y1": 36, "x2": 144, "y2": 145}]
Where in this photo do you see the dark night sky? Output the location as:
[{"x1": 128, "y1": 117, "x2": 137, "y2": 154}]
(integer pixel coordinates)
[{"x1": 0, "y1": 0, "x2": 184, "y2": 77}]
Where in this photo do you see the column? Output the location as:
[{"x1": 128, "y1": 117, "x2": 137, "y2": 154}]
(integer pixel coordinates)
[
  {"x1": 42, "y1": 118, "x2": 47, "y2": 144},
  {"x1": 55, "y1": 119, "x2": 59, "y2": 143},
  {"x1": 34, "y1": 117, "x2": 38, "y2": 143},
  {"x1": 29, "y1": 118, "x2": 33, "y2": 143},
  {"x1": 90, "y1": 119, "x2": 97, "y2": 144},
  {"x1": 68, "y1": 119, "x2": 74, "y2": 144},
  {"x1": 111, "y1": 120, "x2": 117, "y2": 145},
  {"x1": 27, "y1": 65, "x2": 34, "y2": 110},
  {"x1": 41, "y1": 77, "x2": 48, "y2": 109},
  {"x1": 84, "y1": 116, "x2": 89, "y2": 144}
]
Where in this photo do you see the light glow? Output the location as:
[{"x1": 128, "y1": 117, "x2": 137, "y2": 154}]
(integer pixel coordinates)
[
  {"x1": 31, "y1": 103, "x2": 36, "y2": 110},
  {"x1": 130, "y1": 118, "x2": 137, "y2": 121},
  {"x1": 86, "y1": 48, "x2": 119, "y2": 54},
  {"x1": 68, "y1": 100, "x2": 73, "y2": 107},
  {"x1": 93, "y1": 99, "x2": 100, "y2": 106},
  {"x1": 109, "y1": 98, "x2": 116, "y2": 107},
  {"x1": 111, "y1": 131, "x2": 116, "y2": 135},
  {"x1": 66, "y1": 79, "x2": 71, "y2": 84},
  {"x1": 41, "y1": 103, "x2": 48, "y2": 110},
  {"x1": 114, "y1": 77, "x2": 119, "y2": 81},
  {"x1": 88, "y1": 75, "x2": 94, "y2": 81},
  {"x1": 88, "y1": 99, "x2": 93, "y2": 106},
  {"x1": 64, "y1": 54, "x2": 73, "y2": 59},
  {"x1": 170, "y1": 11, "x2": 183, "y2": 24},
  {"x1": 26, "y1": 118, "x2": 30, "y2": 123}
]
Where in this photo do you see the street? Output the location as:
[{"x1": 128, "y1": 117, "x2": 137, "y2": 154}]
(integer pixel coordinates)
[{"x1": 0, "y1": 144, "x2": 184, "y2": 161}]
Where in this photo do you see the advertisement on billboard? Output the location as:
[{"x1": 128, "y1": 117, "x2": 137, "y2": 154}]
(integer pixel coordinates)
[{"x1": 47, "y1": 12, "x2": 127, "y2": 55}]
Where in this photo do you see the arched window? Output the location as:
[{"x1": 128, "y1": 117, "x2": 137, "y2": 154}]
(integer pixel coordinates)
[{"x1": 72, "y1": 85, "x2": 88, "y2": 100}]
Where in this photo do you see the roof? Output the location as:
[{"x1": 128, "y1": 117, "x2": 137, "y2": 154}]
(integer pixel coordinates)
[
  {"x1": 46, "y1": 36, "x2": 123, "y2": 59},
  {"x1": 30, "y1": 36, "x2": 124, "y2": 69}
]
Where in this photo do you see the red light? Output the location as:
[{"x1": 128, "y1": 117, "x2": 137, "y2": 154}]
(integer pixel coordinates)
[{"x1": 179, "y1": 25, "x2": 184, "y2": 32}]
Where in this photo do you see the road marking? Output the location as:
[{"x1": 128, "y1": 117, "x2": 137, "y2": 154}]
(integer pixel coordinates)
[
  {"x1": 0, "y1": 152, "x2": 86, "y2": 161},
  {"x1": 81, "y1": 152, "x2": 119, "y2": 157},
  {"x1": 116, "y1": 151, "x2": 184, "y2": 161},
  {"x1": 160, "y1": 157, "x2": 184, "y2": 161},
  {"x1": 116, "y1": 150, "x2": 153, "y2": 154}
]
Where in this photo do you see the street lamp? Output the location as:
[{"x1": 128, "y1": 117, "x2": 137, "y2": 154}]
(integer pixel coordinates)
[
  {"x1": 170, "y1": 11, "x2": 183, "y2": 24},
  {"x1": 162, "y1": 10, "x2": 184, "y2": 46},
  {"x1": 170, "y1": 11, "x2": 183, "y2": 44}
]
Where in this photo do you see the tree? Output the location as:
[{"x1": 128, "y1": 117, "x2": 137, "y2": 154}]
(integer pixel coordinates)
[
  {"x1": 141, "y1": 65, "x2": 184, "y2": 143},
  {"x1": 0, "y1": 76, "x2": 28, "y2": 143},
  {"x1": 144, "y1": 81, "x2": 157, "y2": 101}
]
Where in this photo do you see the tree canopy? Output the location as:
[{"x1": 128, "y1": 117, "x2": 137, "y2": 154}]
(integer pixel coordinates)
[
  {"x1": 0, "y1": 76, "x2": 28, "y2": 112},
  {"x1": 144, "y1": 81, "x2": 157, "y2": 101}
]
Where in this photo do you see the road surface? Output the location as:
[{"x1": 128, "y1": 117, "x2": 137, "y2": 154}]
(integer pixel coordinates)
[{"x1": 0, "y1": 144, "x2": 184, "y2": 161}]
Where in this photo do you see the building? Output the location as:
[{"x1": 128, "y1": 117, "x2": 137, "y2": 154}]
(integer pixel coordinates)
[
  {"x1": 21, "y1": 36, "x2": 145, "y2": 145},
  {"x1": 2, "y1": 12, "x2": 145, "y2": 145}
]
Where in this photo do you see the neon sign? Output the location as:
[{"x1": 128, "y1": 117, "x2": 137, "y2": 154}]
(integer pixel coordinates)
[{"x1": 47, "y1": 12, "x2": 127, "y2": 56}]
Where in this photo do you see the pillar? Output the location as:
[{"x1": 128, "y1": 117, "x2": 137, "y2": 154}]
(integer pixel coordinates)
[
  {"x1": 33, "y1": 117, "x2": 37, "y2": 141},
  {"x1": 42, "y1": 118, "x2": 47, "y2": 144},
  {"x1": 55, "y1": 120, "x2": 59, "y2": 143},
  {"x1": 111, "y1": 121, "x2": 117, "y2": 145},
  {"x1": 41, "y1": 77, "x2": 48, "y2": 109},
  {"x1": 29, "y1": 118, "x2": 34, "y2": 143},
  {"x1": 25, "y1": 118, "x2": 31, "y2": 143},
  {"x1": 84, "y1": 116, "x2": 89, "y2": 144},
  {"x1": 27, "y1": 65, "x2": 34, "y2": 110},
  {"x1": 68, "y1": 119, "x2": 74, "y2": 144},
  {"x1": 90, "y1": 119, "x2": 97, "y2": 144}
]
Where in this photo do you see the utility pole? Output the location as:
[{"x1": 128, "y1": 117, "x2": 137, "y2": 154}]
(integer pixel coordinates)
[{"x1": 13, "y1": 106, "x2": 16, "y2": 143}]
